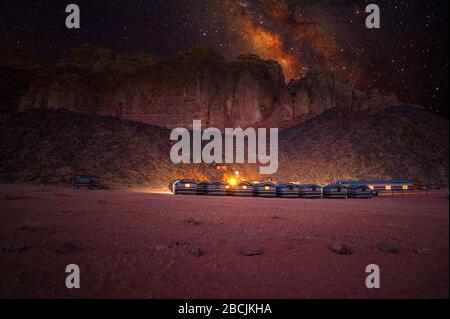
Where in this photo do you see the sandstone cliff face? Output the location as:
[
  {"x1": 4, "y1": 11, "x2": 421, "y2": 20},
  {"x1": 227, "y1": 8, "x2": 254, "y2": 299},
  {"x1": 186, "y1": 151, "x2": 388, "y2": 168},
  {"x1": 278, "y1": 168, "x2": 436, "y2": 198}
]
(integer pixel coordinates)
[
  {"x1": 15, "y1": 44, "x2": 400, "y2": 129},
  {"x1": 18, "y1": 45, "x2": 287, "y2": 129},
  {"x1": 284, "y1": 70, "x2": 399, "y2": 118}
]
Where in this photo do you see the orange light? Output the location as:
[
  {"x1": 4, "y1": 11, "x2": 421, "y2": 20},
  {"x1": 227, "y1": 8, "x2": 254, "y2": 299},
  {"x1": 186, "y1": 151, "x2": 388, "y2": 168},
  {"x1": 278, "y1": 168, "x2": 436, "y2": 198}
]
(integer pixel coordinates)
[
  {"x1": 369, "y1": 186, "x2": 374, "y2": 190},
  {"x1": 225, "y1": 185, "x2": 230, "y2": 189},
  {"x1": 228, "y1": 178, "x2": 237, "y2": 186},
  {"x1": 402, "y1": 185, "x2": 408, "y2": 190},
  {"x1": 242, "y1": 185, "x2": 248, "y2": 190},
  {"x1": 264, "y1": 186, "x2": 270, "y2": 190}
]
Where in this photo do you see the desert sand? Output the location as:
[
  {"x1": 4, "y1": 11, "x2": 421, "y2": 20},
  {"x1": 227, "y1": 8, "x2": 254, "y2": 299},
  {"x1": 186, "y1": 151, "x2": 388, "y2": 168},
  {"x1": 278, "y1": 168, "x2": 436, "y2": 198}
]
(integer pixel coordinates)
[{"x1": 0, "y1": 184, "x2": 448, "y2": 299}]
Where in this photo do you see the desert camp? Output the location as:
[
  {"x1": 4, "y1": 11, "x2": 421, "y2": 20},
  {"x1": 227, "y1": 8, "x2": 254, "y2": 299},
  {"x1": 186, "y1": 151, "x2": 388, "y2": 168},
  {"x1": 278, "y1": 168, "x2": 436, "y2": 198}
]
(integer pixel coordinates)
[{"x1": 168, "y1": 178, "x2": 429, "y2": 200}]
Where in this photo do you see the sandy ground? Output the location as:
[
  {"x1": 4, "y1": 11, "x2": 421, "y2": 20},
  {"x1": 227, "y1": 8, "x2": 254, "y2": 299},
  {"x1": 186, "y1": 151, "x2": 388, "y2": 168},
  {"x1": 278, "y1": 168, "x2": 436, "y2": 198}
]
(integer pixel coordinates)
[{"x1": 0, "y1": 184, "x2": 448, "y2": 299}]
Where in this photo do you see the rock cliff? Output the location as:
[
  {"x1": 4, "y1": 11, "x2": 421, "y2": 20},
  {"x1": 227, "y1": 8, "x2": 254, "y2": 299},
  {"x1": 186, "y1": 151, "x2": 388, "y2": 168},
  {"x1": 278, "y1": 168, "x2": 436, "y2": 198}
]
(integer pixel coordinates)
[{"x1": 7, "y1": 44, "x2": 400, "y2": 129}]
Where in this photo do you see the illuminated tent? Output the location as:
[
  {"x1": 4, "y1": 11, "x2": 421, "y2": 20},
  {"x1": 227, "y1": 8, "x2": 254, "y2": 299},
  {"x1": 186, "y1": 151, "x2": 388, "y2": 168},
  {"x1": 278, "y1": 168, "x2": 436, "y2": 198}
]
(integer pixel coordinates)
[
  {"x1": 229, "y1": 181, "x2": 254, "y2": 197},
  {"x1": 172, "y1": 179, "x2": 197, "y2": 195},
  {"x1": 253, "y1": 182, "x2": 276, "y2": 198}
]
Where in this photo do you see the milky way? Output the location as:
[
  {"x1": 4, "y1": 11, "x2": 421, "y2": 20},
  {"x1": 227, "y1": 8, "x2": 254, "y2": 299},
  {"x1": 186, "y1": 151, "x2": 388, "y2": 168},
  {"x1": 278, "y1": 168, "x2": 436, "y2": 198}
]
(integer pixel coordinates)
[
  {"x1": 1, "y1": 0, "x2": 448, "y2": 116},
  {"x1": 213, "y1": 0, "x2": 347, "y2": 80}
]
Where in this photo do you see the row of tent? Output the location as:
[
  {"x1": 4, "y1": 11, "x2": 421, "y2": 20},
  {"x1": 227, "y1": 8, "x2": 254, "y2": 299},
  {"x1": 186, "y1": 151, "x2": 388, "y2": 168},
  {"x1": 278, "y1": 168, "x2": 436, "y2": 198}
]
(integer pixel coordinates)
[{"x1": 171, "y1": 180, "x2": 374, "y2": 199}]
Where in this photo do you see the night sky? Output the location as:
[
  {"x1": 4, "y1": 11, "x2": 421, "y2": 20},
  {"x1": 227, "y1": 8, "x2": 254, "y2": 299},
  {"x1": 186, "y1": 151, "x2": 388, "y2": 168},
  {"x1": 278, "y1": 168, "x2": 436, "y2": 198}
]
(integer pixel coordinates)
[{"x1": 1, "y1": 0, "x2": 448, "y2": 117}]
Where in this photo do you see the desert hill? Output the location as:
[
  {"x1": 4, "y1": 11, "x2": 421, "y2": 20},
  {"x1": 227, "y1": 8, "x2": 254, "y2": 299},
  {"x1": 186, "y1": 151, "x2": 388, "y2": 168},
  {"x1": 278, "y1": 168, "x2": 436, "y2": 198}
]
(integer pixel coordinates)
[
  {"x1": 0, "y1": 105, "x2": 447, "y2": 188},
  {"x1": 276, "y1": 105, "x2": 449, "y2": 186}
]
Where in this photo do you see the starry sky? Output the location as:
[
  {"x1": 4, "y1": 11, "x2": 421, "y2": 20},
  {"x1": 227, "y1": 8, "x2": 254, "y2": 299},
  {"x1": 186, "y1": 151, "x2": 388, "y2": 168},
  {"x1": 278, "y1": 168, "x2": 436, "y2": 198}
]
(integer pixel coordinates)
[{"x1": 1, "y1": 0, "x2": 448, "y2": 117}]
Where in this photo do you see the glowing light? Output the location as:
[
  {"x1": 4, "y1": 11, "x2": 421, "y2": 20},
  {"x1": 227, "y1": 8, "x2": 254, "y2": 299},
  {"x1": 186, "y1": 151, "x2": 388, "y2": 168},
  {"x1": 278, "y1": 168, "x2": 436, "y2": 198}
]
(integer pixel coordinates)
[
  {"x1": 228, "y1": 178, "x2": 238, "y2": 186},
  {"x1": 185, "y1": 184, "x2": 191, "y2": 188},
  {"x1": 402, "y1": 185, "x2": 409, "y2": 190},
  {"x1": 264, "y1": 186, "x2": 270, "y2": 190},
  {"x1": 369, "y1": 186, "x2": 374, "y2": 190},
  {"x1": 242, "y1": 185, "x2": 248, "y2": 190},
  {"x1": 226, "y1": 185, "x2": 230, "y2": 189},
  {"x1": 386, "y1": 185, "x2": 392, "y2": 190}
]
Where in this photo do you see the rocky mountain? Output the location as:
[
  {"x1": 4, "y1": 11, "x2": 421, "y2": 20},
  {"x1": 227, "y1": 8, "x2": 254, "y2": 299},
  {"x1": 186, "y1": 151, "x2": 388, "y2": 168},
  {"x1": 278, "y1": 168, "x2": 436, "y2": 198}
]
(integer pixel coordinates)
[
  {"x1": 1, "y1": 44, "x2": 446, "y2": 188},
  {"x1": 0, "y1": 106, "x2": 447, "y2": 188},
  {"x1": 1, "y1": 44, "x2": 400, "y2": 129}
]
